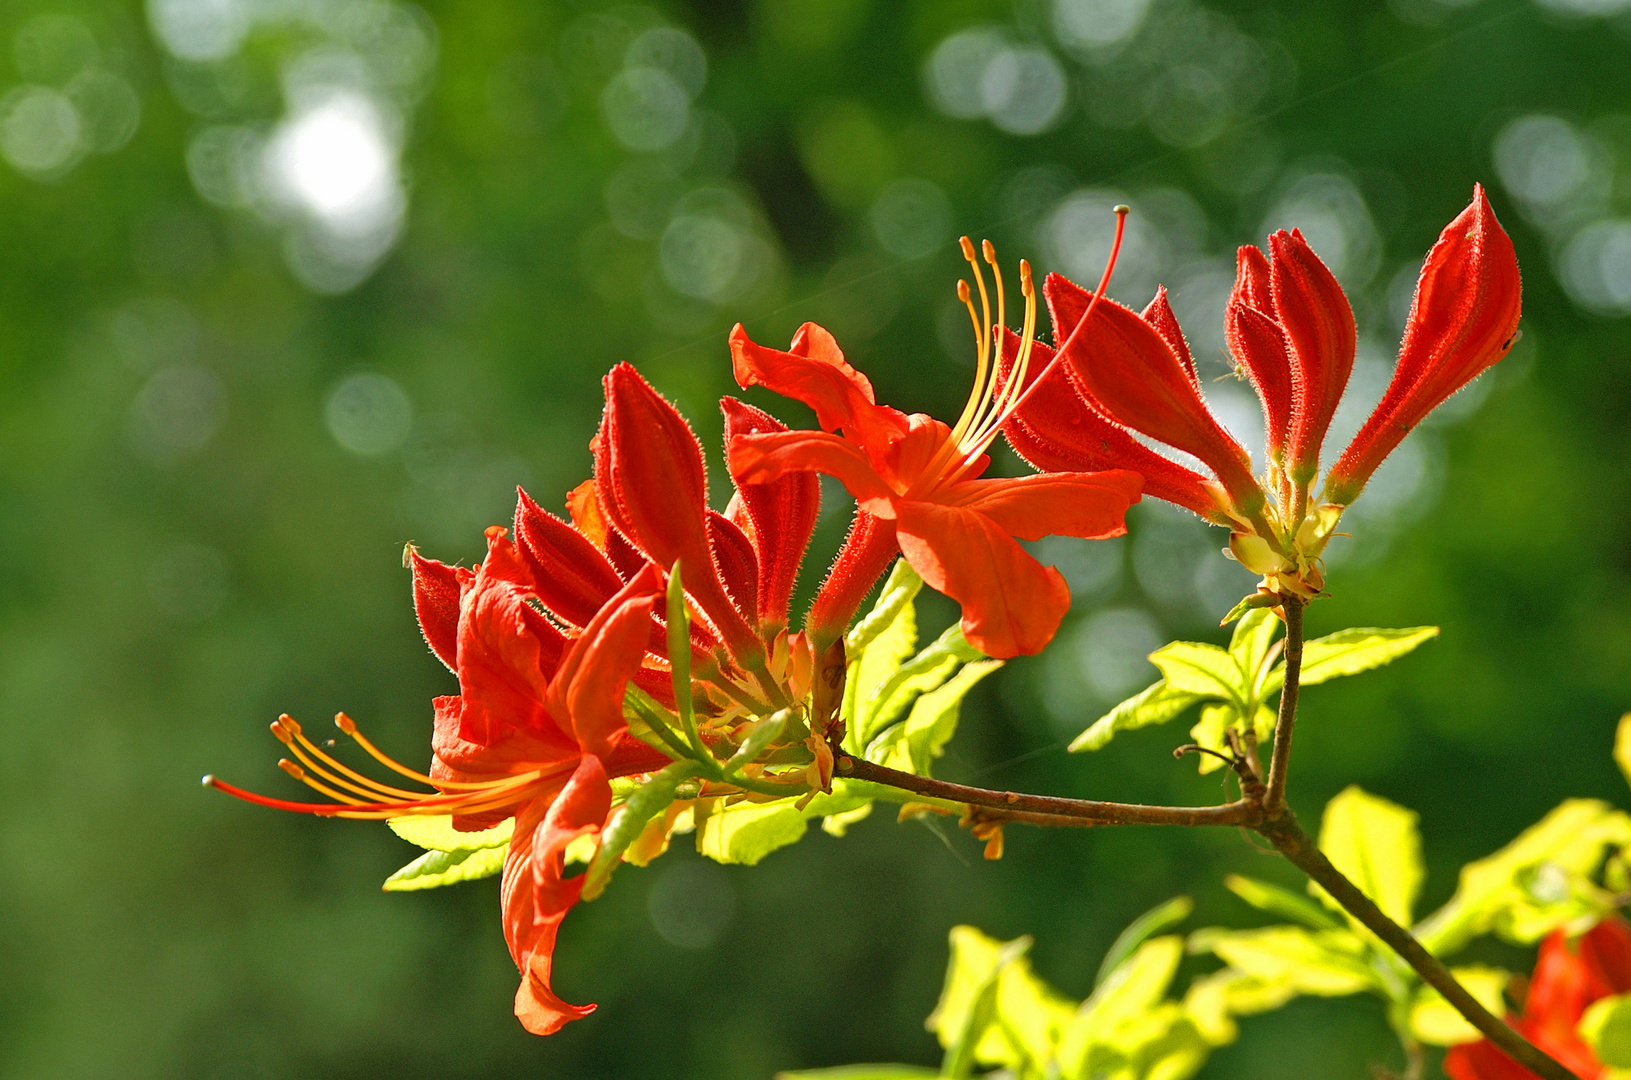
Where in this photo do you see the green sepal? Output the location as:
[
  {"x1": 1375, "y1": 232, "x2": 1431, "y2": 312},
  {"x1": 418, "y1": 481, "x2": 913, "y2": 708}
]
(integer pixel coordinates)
[
  {"x1": 1069, "y1": 679, "x2": 1204, "y2": 753},
  {"x1": 1223, "y1": 874, "x2": 1342, "y2": 931},
  {"x1": 388, "y1": 814, "x2": 513, "y2": 852},
  {"x1": 382, "y1": 844, "x2": 507, "y2": 891},
  {"x1": 1219, "y1": 589, "x2": 1280, "y2": 626},
  {"x1": 582, "y1": 759, "x2": 702, "y2": 901},
  {"x1": 1095, "y1": 895, "x2": 1193, "y2": 989}
]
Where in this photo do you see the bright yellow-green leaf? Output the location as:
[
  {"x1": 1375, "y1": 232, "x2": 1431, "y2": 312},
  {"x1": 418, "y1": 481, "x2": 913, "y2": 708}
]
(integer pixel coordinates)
[
  {"x1": 774, "y1": 1068, "x2": 940, "y2": 1080},
  {"x1": 870, "y1": 659, "x2": 1001, "y2": 775},
  {"x1": 1060, "y1": 937, "x2": 1200, "y2": 1080},
  {"x1": 1313, "y1": 785, "x2": 1423, "y2": 928},
  {"x1": 382, "y1": 844, "x2": 506, "y2": 891},
  {"x1": 1071, "y1": 936, "x2": 1184, "y2": 1045},
  {"x1": 1409, "y1": 966, "x2": 1511, "y2": 1046},
  {"x1": 1261, "y1": 626, "x2": 1439, "y2": 695},
  {"x1": 1182, "y1": 969, "x2": 1299, "y2": 1046},
  {"x1": 1580, "y1": 991, "x2": 1631, "y2": 1067},
  {"x1": 859, "y1": 626, "x2": 984, "y2": 748},
  {"x1": 926, "y1": 926, "x2": 1074, "y2": 1078},
  {"x1": 821, "y1": 801, "x2": 873, "y2": 837},
  {"x1": 1416, "y1": 799, "x2": 1631, "y2": 955},
  {"x1": 1149, "y1": 642, "x2": 1248, "y2": 706},
  {"x1": 1069, "y1": 680, "x2": 1203, "y2": 753},
  {"x1": 1188, "y1": 703, "x2": 1235, "y2": 776},
  {"x1": 1190, "y1": 925, "x2": 1379, "y2": 997},
  {"x1": 1615, "y1": 713, "x2": 1631, "y2": 794},
  {"x1": 696, "y1": 785, "x2": 870, "y2": 866},
  {"x1": 844, "y1": 562, "x2": 922, "y2": 752},
  {"x1": 1223, "y1": 875, "x2": 1342, "y2": 931},
  {"x1": 388, "y1": 814, "x2": 513, "y2": 852},
  {"x1": 1228, "y1": 608, "x2": 1282, "y2": 700},
  {"x1": 1096, "y1": 897, "x2": 1193, "y2": 989}
]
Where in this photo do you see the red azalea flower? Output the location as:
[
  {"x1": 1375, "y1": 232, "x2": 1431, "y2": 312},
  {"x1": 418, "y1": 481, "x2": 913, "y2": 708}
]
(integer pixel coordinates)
[
  {"x1": 1001, "y1": 186, "x2": 1521, "y2": 608},
  {"x1": 1445, "y1": 917, "x2": 1631, "y2": 1080},
  {"x1": 209, "y1": 528, "x2": 671, "y2": 1036},
  {"x1": 728, "y1": 240, "x2": 1142, "y2": 659}
]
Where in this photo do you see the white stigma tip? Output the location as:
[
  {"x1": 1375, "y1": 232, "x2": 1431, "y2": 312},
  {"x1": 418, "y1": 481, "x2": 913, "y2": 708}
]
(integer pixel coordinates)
[{"x1": 201, "y1": 774, "x2": 215, "y2": 786}]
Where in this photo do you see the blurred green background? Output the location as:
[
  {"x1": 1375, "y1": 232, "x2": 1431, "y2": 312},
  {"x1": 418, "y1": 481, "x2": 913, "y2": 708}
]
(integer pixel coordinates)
[{"x1": 3, "y1": 0, "x2": 1630, "y2": 1076}]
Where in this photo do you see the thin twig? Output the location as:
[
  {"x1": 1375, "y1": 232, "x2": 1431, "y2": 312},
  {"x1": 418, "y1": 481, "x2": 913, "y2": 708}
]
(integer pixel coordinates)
[
  {"x1": 1256, "y1": 810, "x2": 1581, "y2": 1080},
  {"x1": 1264, "y1": 595, "x2": 1304, "y2": 814},
  {"x1": 835, "y1": 755, "x2": 1258, "y2": 827}
]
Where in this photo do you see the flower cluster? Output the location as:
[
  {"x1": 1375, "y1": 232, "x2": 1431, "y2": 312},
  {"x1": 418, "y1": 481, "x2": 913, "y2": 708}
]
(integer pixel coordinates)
[
  {"x1": 207, "y1": 185, "x2": 1522, "y2": 1039},
  {"x1": 998, "y1": 185, "x2": 1521, "y2": 613}
]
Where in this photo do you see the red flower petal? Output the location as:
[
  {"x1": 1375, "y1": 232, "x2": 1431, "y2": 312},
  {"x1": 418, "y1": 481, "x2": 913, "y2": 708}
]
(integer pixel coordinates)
[
  {"x1": 721, "y1": 396, "x2": 820, "y2": 631},
  {"x1": 1046, "y1": 273, "x2": 1264, "y2": 514},
  {"x1": 1269, "y1": 228, "x2": 1356, "y2": 482},
  {"x1": 514, "y1": 488, "x2": 625, "y2": 630},
  {"x1": 729, "y1": 323, "x2": 910, "y2": 451},
  {"x1": 409, "y1": 547, "x2": 467, "y2": 673},
  {"x1": 546, "y1": 564, "x2": 664, "y2": 761},
  {"x1": 1328, "y1": 186, "x2": 1522, "y2": 505},
  {"x1": 893, "y1": 499, "x2": 1071, "y2": 658},
  {"x1": 1142, "y1": 287, "x2": 1199, "y2": 387},
  {"x1": 503, "y1": 756, "x2": 612, "y2": 1036},
  {"x1": 806, "y1": 509, "x2": 898, "y2": 647},
  {"x1": 728, "y1": 428, "x2": 895, "y2": 510},
  {"x1": 950, "y1": 471, "x2": 1142, "y2": 540},
  {"x1": 996, "y1": 330, "x2": 1228, "y2": 521},
  {"x1": 707, "y1": 509, "x2": 759, "y2": 625},
  {"x1": 597, "y1": 363, "x2": 760, "y2": 663}
]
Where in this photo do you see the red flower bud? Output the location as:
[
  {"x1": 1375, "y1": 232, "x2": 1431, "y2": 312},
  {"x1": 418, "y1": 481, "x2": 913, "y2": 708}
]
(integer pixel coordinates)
[
  {"x1": 1046, "y1": 272, "x2": 1265, "y2": 516},
  {"x1": 721, "y1": 396, "x2": 820, "y2": 632},
  {"x1": 594, "y1": 363, "x2": 762, "y2": 665},
  {"x1": 1269, "y1": 228, "x2": 1356, "y2": 483},
  {"x1": 514, "y1": 488, "x2": 626, "y2": 630},
  {"x1": 1225, "y1": 245, "x2": 1295, "y2": 466},
  {"x1": 1328, "y1": 185, "x2": 1521, "y2": 505}
]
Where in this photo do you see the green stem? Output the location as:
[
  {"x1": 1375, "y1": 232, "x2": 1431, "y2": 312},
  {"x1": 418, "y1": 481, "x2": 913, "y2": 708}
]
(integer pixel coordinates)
[{"x1": 1264, "y1": 595, "x2": 1303, "y2": 814}]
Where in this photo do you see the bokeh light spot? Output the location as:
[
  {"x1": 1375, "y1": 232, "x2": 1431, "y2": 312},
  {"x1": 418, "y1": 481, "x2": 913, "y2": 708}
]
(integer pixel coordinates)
[{"x1": 325, "y1": 373, "x2": 414, "y2": 456}]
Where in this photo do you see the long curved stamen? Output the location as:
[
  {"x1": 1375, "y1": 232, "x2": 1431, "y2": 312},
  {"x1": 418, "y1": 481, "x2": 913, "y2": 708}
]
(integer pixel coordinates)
[
  {"x1": 942, "y1": 238, "x2": 996, "y2": 450},
  {"x1": 999, "y1": 205, "x2": 1129, "y2": 427},
  {"x1": 205, "y1": 711, "x2": 559, "y2": 819}
]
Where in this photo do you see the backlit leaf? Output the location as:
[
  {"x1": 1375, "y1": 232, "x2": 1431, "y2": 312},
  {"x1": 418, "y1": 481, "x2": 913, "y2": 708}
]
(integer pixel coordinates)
[
  {"x1": 843, "y1": 561, "x2": 922, "y2": 753},
  {"x1": 1190, "y1": 925, "x2": 1379, "y2": 997},
  {"x1": 1261, "y1": 626, "x2": 1439, "y2": 695},
  {"x1": 1580, "y1": 991, "x2": 1631, "y2": 1067},
  {"x1": 926, "y1": 926, "x2": 1073, "y2": 1078},
  {"x1": 1313, "y1": 786, "x2": 1423, "y2": 928},
  {"x1": 382, "y1": 844, "x2": 507, "y2": 891},
  {"x1": 1182, "y1": 968, "x2": 1300, "y2": 1046},
  {"x1": 1223, "y1": 874, "x2": 1342, "y2": 931},
  {"x1": 1096, "y1": 896, "x2": 1194, "y2": 989},
  {"x1": 1228, "y1": 608, "x2": 1282, "y2": 701},
  {"x1": 388, "y1": 814, "x2": 513, "y2": 852},
  {"x1": 696, "y1": 784, "x2": 871, "y2": 866},
  {"x1": 869, "y1": 659, "x2": 1002, "y2": 776},
  {"x1": 858, "y1": 626, "x2": 984, "y2": 748},
  {"x1": 1069, "y1": 680, "x2": 1203, "y2": 753},
  {"x1": 1416, "y1": 799, "x2": 1631, "y2": 955},
  {"x1": 1408, "y1": 966, "x2": 1511, "y2": 1046},
  {"x1": 1149, "y1": 642, "x2": 1249, "y2": 706},
  {"x1": 1614, "y1": 713, "x2": 1631, "y2": 793}
]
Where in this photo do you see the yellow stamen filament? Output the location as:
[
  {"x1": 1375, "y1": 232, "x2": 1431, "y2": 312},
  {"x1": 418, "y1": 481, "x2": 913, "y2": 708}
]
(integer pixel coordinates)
[{"x1": 273, "y1": 715, "x2": 426, "y2": 801}]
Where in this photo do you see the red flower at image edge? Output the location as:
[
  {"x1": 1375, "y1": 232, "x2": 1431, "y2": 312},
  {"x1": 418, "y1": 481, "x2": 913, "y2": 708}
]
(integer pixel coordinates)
[
  {"x1": 727, "y1": 318, "x2": 1141, "y2": 659},
  {"x1": 1445, "y1": 918, "x2": 1631, "y2": 1080}
]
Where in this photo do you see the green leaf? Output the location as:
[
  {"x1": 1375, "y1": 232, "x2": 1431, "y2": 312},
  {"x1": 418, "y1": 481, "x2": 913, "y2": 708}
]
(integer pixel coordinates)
[
  {"x1": 1182, "y1": 968, "x2": 1300, "y2": 1046},
  {"x1": 1408, "y1": 966, "x2": 1511, "y2": 1046},
  {"x1": 726, "y1": 710, "x2": 792, "y2": 775},
  {"x1": 1416, "y1": 799, "x2": 1631, "y2": 955},
  {"x1": 821, "y1": 801, "x2": 873, "y2": 837},
  {"x1": 869, "y1": 659, "x2": 1002, "y2": 776},
  {"x1": 774, "y1": 1068, "x2": 941, "y2": 1080},
  {"x1": 1313, "y1": 785, "x2": 1423, "y2": 928},
  {"x1": 926, "y1": 926, "x2": 1073, "y2": 1079},
  {"x1": 581, "y1": 760, "x2": 701, "y2": 901},
  {"x1": 1060, "y1": 936, "x2": 1191, "y2": 1076},
  {"x1": 388, "y1": 814, "x2": 513, "y2": 852},
  {"x1": 1149, "y1": 641, "x2": 1249, "y2": 707},
  {"x1": 1228, "y1": 608, "x2": 1282, "y2": 701},
  {"x1": 1580, "y1": 991, "x2": 1631, "y2": 1068},
  {"x1": 1096, "y1": 896, "x2": 1194, "y2": 989},
  {"x1": 843, "y1": 563, "x2": 923, "y2": 753},
  {"x1": 1261, "y1": 626, "x2": 1439, "y2": 694},
  {"x1": 696, "y1": 784, "x2": 871, "y2": 866},
  {"x1": 1614, "y1": 713, "x2": 1631, "y2": 793},
  {"x1": 1188, "y1": 702, "x2": 1236, "y2": 776},
  {"x1": 1069, "y1": 680, "x2": 1204, "y2": 753},
  {"x1": 858, "y1": 626, "x2": 984, "y2": 748},
  {"x1": 382, "y1": 844, "x2": 507, "y2": 891},
  {"x1": 1223, "y1": 874, "x2": 1342, "y2": 931},
  {"x1": 1189, "y1": 925, "x2": 1380, "y2": 997}
]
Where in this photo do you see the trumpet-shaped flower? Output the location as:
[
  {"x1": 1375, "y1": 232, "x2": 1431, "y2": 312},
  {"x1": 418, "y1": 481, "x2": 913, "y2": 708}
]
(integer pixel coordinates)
[
  {"x1": 208, "y1": 529, "x2": 670, "y2": 1036},
  {"x1": 728, "y1": 239, "x2": 1141, "y2": 658}
]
